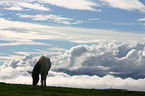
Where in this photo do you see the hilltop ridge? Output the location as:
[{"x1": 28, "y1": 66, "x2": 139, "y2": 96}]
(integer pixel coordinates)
[{"x1": 0, "y1": 82, "x2": 145, "y2": 96}]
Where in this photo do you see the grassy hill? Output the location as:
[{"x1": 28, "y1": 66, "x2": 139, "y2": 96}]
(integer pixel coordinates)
[{"x1": 0, "y1": 82, "x2": 145, "y2": 96}]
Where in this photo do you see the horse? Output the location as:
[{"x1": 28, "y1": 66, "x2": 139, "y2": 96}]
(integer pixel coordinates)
[{"x1": 32, "y1": 56, "x2": 51, "y2": 86}]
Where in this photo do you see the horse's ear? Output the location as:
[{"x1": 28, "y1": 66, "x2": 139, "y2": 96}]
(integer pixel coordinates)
[{"x1": 27, "y1": 71, "x2": 32, "y2": 75}]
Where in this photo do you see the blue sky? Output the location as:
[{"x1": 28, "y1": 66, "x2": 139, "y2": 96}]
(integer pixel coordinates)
[
  {"x1": 1, "y1": 0, "x2": 145, "y2": 91},
  {"x1": 0, "y1": 0, "x2": 145, "y2": 64},
  {"x1": 0, "y1": 0, "x2": 145, "y2": 63}
]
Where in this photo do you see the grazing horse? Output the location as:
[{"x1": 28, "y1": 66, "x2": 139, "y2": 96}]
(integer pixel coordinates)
[{"x1": 32, "y1": 56, "x2": 51, "y2": 86}]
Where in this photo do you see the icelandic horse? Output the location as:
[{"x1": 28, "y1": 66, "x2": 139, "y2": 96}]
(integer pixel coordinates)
[{"x1": 32, "y1": 56, "x2": 51, "y2": 86}]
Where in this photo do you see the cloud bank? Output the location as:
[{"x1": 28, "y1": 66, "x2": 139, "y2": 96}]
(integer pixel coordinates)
[{"x1": 1, "y1": 42, "x2": 145, "y2": 91}]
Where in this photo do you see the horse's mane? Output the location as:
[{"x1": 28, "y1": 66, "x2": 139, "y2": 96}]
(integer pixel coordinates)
[{"x1": 32, "y1": 61, "x2": 41, "y2": 85}]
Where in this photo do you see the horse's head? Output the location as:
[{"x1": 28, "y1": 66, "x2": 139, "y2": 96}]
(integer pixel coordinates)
[
  {"x1": 32, "y1": 62, "x2": 41, "y2": 86},
  {"x1": 32, "y1": 72, "x2": 39, "y2": 86},
  {"x1": 32, "y1": 73, "x2": 39, "y2": 86}
]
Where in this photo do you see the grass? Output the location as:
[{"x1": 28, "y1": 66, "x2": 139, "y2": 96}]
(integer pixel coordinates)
[{"x1": 0, "y1": 82, "x2": 145, "y2": 96}]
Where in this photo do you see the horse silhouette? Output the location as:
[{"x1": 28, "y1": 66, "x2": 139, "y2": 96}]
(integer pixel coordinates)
[{"x1": 32, "y1": 56, "x2": 51, "y2": 86}]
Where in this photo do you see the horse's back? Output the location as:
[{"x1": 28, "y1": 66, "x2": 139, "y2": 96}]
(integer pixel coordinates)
[{"x1": 38, "y1": 56, "x2": 51, "y2": 73}]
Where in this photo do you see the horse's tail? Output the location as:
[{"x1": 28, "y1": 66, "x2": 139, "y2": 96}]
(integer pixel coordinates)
[{"x1": 32, "y1": 62, "x2": 41, "y2": 86}]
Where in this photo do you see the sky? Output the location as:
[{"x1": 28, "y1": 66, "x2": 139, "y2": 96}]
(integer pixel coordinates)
[{"x1": 0, "y1": 0, "x2": 145, "y2": 91}]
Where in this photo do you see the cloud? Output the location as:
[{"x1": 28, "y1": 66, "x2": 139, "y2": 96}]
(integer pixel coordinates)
[
  {"x1": 14, "y1": 52, "x2": 38, "y2": 55},
  {"x1": 138, "y1": 17, "x2": 145, "y2": 21},
  {"x1": 2, "y1": 0, "x2": 145, "y2": 13},
  {"x1": 38, "y1": 0, "x2": 99, "y2": 11},
  {"x1": 46, "y1": 74, "x2": 145, "y2": 91},
  {"x1": 100, "y1": 0, "x2": 145, "y2": 12},
  {"x1": 0, "y1": 41, "x2": 51, "y2": 47},
  {"x1": 0, "y1": 18, "x2": 145, "y2": 47},
  {"x1": 18, "y1": 14, "x2": 83, "y2": 25},
  {"x1": 1, "y1": 73, "x2": 145, "y2": 91},
  {"x1": 47, "y1": 48, "x2": 67, "y2": 52},
  {"x1": 49, "y1": 43, "x2": 145, "y2": 79},
  {"x1": 1, "y1": 0, "x2": 100, "y2": 11},
  {"x1": 1, "y1": 43, "x2": 145, "y2": 91},
  {"x1": 0, "y1": 1, "x2": 50, "y2": 11},
  {"x1": 0, "y1": 0, "x2": 24, "y2": 3},
  {"x1": 89, "y1": 18, "x2": 101, "y2": 21},
  {"x1": 0, "y1": 55, "x2": 23, "y2": 61},
  {"x1": 0, "y1": 18, "x2": 63, "y2": 45},
  {"x1": 5, "y1": 6, "x2": 23, "y2": 11},
  {"x1": 18, "y1": 2, "x2": 50, "y2": 11},
  {"x1": 1, "y1": 54, "x2": 36, "y2": 69}
]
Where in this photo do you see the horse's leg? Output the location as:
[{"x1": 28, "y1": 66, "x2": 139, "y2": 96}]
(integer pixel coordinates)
[
  {"x1": 41, "y1": 80, "x2": 43, "y2": 86},
  {"x1": 43, "y1": 72, "x2": 48, "y2": 86},
  {"x1": 41, "y1": 73, "x2": 45, "y2": 86},
  {"x1": 44, "y1": 79, "x2": 46, "y2": 86}
]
